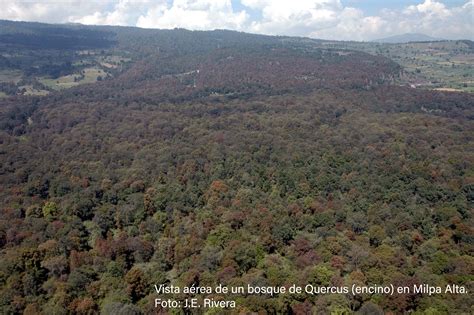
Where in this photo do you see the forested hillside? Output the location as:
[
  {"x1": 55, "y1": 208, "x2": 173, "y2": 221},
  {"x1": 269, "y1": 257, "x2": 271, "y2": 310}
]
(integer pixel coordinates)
[{"x1": 0, "y1": 20, "x2": 473, "y2": 314}]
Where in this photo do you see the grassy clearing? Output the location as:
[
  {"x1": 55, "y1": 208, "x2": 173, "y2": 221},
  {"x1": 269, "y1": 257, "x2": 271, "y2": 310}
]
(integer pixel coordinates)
[
  {"x1": 82, "y1": 67, "x2": 104, "y2": 82},
  {"x1": 0, "y1": 70, "x2": 22, "y2": 83},
  {"x1": 18, "y1": 85, "x2": 49, "y2": 96},
  {"x1": 38, "y1": 67, "x2": 105, "y2": 90},
  {"x1": 99, "y1": 55, "x2": 131, "y2": 68}
]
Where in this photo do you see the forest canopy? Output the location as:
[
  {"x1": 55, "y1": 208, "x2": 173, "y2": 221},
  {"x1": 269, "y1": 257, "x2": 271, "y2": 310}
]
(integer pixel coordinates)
[{"x1": 0, "y1": 20, "x2": 473, "y2": 314}]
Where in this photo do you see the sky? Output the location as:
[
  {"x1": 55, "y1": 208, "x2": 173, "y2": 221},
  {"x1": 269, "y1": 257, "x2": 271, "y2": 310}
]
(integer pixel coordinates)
[{"x1": 0, "y1": 0, "x2": 472, "y2": 41}]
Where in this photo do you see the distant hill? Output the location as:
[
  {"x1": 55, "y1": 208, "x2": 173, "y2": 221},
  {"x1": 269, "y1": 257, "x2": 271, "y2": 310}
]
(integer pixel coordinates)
[{"x1": 373, "y1": 33, "x2": 443, "y2": 43}]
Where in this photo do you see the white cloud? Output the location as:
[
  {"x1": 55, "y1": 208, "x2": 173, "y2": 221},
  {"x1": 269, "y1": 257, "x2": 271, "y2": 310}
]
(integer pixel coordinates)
[
  {"x1": 73, "y1": 0, "x2": 154, "y2": 26},
  {"x1": 136, "y1": 0, "x2": 249, "y2": 30},
  {"x1": 0, "y1": 0, "x2": 471, "y2": 40},
  {"x1": 240, "y1": 0, "x2": 473, "y2": 40},
  {"x1": 0, "y1": 0, "x2": 112, "y2": 24},
  {"x1": 242, "y1": 0, "x2": 342, "y2": 36},
  {"x1": 310, "y1": 7, "x2": 388, "y2": 41},
  {"x1": 405, "y1": 0, "x2": 451, "y2": 16},
  {"x1": 381, "y1": 0, "x2": 472, "y2": 40}
]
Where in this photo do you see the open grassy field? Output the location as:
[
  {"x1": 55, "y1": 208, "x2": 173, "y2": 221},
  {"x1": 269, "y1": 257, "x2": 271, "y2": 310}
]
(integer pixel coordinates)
[
  {"x1": 0, "y1": 69, "x2": 22, "y2": 83},
  {"x1": 0, "y1": 40, "x2": 130, "y2": 95},
  {"x1": 18, "y1": 85, "x2": 50, "y2": 96},
  {"x1": 38, "y1": 67, "x2": 106, "y2": 90}
]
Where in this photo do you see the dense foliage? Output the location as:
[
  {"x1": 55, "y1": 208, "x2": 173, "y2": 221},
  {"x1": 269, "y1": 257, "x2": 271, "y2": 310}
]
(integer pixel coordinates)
[{"x1": 0, "y1": 20, "x2": 473, "y2": 314}]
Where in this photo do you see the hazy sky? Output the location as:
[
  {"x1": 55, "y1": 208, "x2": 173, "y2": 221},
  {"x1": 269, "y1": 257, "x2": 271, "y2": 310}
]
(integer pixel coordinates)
[{"x1": 1, "y1": 0, "x2": 472, "y2": 41}]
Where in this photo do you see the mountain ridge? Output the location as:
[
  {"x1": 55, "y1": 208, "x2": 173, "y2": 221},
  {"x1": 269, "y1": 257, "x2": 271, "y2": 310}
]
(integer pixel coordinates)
[{"x1": 373, "y1": 33, "x2": 444, "y2": 43}]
